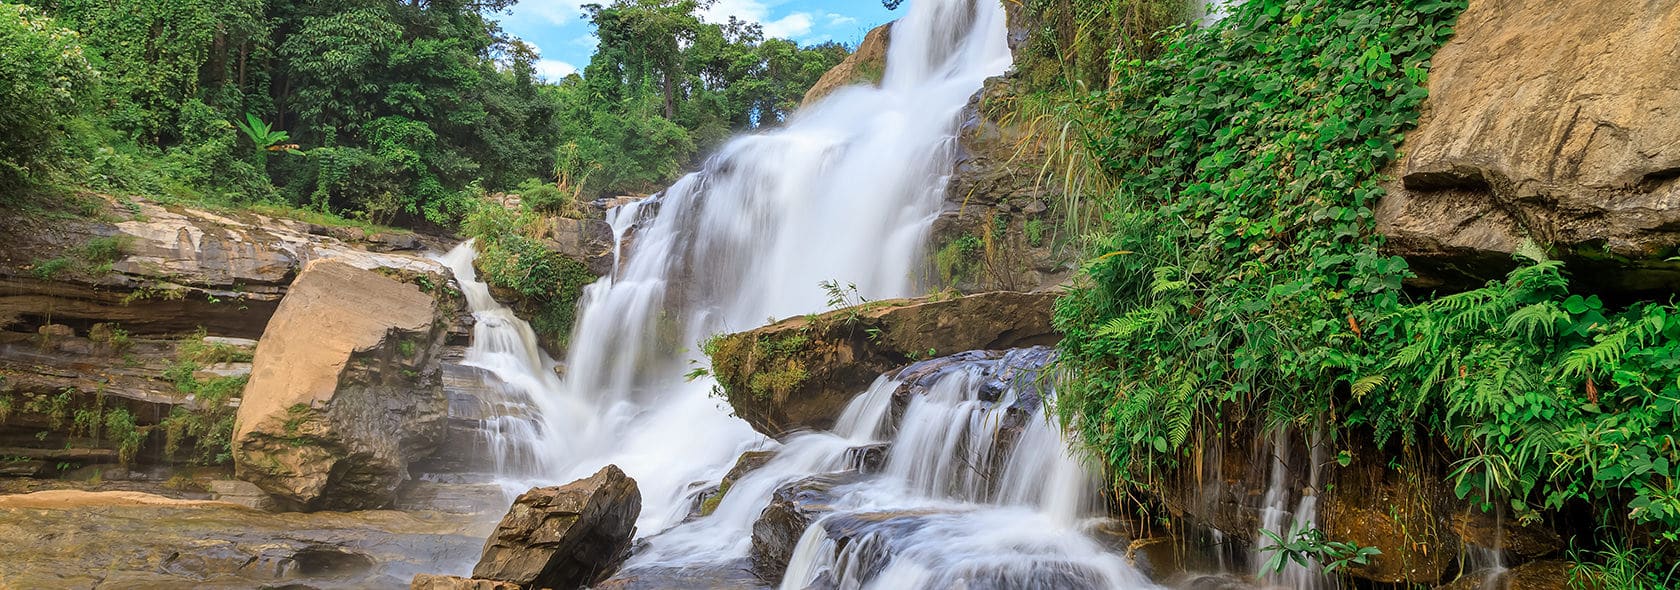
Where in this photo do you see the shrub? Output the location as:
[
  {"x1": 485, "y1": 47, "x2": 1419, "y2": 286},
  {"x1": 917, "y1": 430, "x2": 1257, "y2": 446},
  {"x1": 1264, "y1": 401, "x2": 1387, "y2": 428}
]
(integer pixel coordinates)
[{"x1": 0, "y1": 3, "x2": 96, "y2": 192}]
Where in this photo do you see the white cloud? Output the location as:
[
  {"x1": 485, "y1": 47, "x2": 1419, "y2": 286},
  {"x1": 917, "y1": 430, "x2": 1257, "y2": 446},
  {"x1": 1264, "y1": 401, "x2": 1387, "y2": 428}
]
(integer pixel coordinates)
[
  {"x1": 535, "y1": 59, "x2": 579, "y2": 80},
  {"x1": 826, "y1": 13, "x2": 857, "y2": 26},
  {"x1": 762, "y1": 12, "x2": 814, "y2": 39}
]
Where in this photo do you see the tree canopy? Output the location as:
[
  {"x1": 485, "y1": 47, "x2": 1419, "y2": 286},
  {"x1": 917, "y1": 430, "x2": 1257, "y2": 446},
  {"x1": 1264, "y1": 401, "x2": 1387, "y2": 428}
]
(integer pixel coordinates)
[{"x1": 1, "y1": 0, "x2": 846, "y2": 225}]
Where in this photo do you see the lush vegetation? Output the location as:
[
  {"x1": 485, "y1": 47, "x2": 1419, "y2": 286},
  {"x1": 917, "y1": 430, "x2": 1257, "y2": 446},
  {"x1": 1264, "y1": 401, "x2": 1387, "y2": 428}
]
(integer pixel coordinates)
[
  {"x1": 461, "y1": 200, "x2": 597, "y2": 350},
  {"x1": 0, "y1": 0, "x2": 844, "y2": 226},
  {"x1": 1048, "y1": 0, "x2": 1676, "y2": 582}
]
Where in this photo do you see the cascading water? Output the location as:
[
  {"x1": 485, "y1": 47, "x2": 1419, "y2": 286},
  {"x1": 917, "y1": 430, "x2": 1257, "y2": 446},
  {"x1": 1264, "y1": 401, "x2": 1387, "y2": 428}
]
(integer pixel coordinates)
[
  {"x1": 440, "y1": 0, "x2": 1014, "y2": 536},
  {"x1": 1254, "y1": 424, "x2": 1333, "y2": 590},
  {"x1": 623, "y1": 348, "x2": 1157, "y2": 588}
]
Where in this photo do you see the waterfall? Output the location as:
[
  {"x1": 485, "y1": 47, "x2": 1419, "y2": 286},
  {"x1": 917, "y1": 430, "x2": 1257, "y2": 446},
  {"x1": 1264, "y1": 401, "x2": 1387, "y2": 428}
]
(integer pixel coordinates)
[
  {"x1": 1254, "y1": 424, "x2": 1334, "y2": 590},
  {"x1": 440, "y1": 0, "x2": 1014, "y2": 536}
]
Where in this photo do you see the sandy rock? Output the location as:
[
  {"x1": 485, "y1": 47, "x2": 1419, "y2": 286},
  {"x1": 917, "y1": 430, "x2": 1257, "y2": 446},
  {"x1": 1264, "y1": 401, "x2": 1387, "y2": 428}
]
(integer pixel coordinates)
[
  {"x1": 1376, "y1": 0, "x2": 1680, "y2": 293},
  {"x1": 801, "y1": 23, "x2": 892, "y2": 107},
  {"x1": 232, "y1": 259, "x2": 457, "y2": 511},
  {"x1": 411, "y1": 574, "x2": 520, "y2": 590},
  {"x1": 473, "y1": 465, "x2": 641, "y2": 590},
  {"x1": 207, "y1": 479, "x2": 278, "y2": 511}
]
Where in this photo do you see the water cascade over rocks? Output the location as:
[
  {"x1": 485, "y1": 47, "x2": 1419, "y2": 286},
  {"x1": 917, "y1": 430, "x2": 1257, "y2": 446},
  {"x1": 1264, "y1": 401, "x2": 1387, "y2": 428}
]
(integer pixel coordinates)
[
  {"x1": 437, "y1": 0, "x2": 1158, "y2": 586},
  {"x1": 445, "y1": 0, "x2": 1011, "y2": 527}
]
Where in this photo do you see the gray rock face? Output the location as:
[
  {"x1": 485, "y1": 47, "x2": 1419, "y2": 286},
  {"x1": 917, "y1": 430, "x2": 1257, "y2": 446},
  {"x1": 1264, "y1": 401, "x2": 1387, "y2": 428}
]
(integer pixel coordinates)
[
  {"x1": 1376, "y1": 0, "x2": 1680, "y2": 293},
  {"x1": 232, "y1": 259, "x2": 461, "y2": 511},
  {"x1": 931, "y1": 76, "x2": 1074, "y2": 293},
  {"x1": 473, "y1": 465, "x2": 642, "y2": 590}
]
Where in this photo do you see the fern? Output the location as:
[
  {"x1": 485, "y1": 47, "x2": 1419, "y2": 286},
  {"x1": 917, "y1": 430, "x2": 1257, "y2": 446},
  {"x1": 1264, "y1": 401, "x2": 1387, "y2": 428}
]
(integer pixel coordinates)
[{"x1": 1560, "y1": 314, "x2": 1662, "y2": 379}]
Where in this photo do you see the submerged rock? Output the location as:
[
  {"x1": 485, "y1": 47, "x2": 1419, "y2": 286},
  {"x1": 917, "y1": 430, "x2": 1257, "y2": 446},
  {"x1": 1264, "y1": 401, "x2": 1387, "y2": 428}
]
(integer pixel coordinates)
[
  {"x1": 473, "y1": 465, "x2": 641, "y2": 590},
  {"x1": 1376, "y1": 0, "x2": 1680, "y2": 293},
  {"x1": 709, "y1": 290, "x2": 1059, "y2": 437},
  {"x1": 232, "y1": 259, "x2": 461, "y2": 511},
  {"x1": 0, "y1": 490, "x2": 490, "y2": 589},
  {"x1": 750, "y1": 471, "x2": 868, "y2": 581}
]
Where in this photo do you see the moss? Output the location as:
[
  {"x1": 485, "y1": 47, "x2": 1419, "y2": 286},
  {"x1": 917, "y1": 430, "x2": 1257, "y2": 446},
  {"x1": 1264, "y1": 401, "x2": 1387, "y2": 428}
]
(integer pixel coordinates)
[
  {"x1": 705, "y1": 331, "x2": 815, "y2": 403},
  {"x1": 934, "y1": 234, "x2": 984, "y2": 287},
  {"x1": 29, "y1": 235, "x2": 134, "y2": 280}
]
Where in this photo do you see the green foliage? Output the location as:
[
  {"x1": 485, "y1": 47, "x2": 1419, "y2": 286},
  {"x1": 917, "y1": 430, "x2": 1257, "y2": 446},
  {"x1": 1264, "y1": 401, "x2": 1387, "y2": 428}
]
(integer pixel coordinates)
[
  {"x1": 0, "y1": 3, "x2": 95, "y2": 193},
  {"x1": 1056, "y1": 0, "x2": 1462, "y2": 480},
  {"x1": 1570, "y1": 538, "x2": 1680, "y2": 590},
  {"x1": 160, "y1": 331, "x2": 247, "y2": 465},
  {"x1": 934, "y1": 234, "x2": 984, "y2": 287},
  {"x1": 462, "y1": 203, "x2": 598, "y2": 348},
  {"x1": 1055, "y1": 0, "x2": 1676, "y2": 569},
  {"x1": 1259, "y1": 526, "x2": 1381, "y2": 575},
  {"x1": 30, "y1": 235, "x2": 132, "y2": 279}
]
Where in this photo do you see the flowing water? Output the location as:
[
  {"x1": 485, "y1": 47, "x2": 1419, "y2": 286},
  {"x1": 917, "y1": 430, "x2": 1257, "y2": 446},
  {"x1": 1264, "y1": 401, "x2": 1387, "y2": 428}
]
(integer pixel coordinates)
[
  {"x1": 440, "y1": 0, "x2": 1024, "y2": 540},
  {"x1": 435, "y1": 0, "x2": 1189, "y2": 587},
  {"x1": 1254, "y1": 424, "x2": 1333, "y2": 590}
]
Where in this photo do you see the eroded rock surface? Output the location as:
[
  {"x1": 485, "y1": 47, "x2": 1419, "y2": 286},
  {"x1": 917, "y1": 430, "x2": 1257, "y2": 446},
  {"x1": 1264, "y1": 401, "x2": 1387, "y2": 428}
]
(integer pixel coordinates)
[
  {"x1": 801, "y1": 23, "x2": 892, "y2": 107},
  {"x1": 708, "y1": 290, "x2": 1058, "y2": 437},
  {"x1": 0, "y1": 490, "x2": 490, "y2": 589},
  {"x1": 1376, "y1": 0, "x2": 1680, "y2": 293},
  {"x1": 473, "y1": 465, "x2": 641, "y2": 589},
  {"x1": 232, "y1": 259, "x2": 461, "y2": 511}
]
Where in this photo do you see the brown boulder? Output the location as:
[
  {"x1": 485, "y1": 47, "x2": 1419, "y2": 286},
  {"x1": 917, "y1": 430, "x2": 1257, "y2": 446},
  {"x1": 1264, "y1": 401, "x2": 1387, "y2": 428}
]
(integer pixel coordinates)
[
  {"x1": 750, "y1": 472, "x2": 865, "y2": 581},
  {"x1": 474, "y1": 465, "x2": 641, "y2": 590},
  {"x1": 232, "y1": 259, "x2": 459, "y2": 511},
  {"x1": 801, "y1": 24, "x2": 891, "y2": 107},
  {"x1": 707, "y1": 290, "x2": 1059, "y2": 437},
  {"x1": 1376, "y1": 0, "x2": 1680, "y2": 293}
]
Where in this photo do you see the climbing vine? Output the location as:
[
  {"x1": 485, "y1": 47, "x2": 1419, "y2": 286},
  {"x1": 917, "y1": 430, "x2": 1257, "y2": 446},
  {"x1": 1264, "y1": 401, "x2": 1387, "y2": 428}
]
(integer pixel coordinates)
[{"x1": 1053, "y1": 0, "x2": 1677, "y2": 571}]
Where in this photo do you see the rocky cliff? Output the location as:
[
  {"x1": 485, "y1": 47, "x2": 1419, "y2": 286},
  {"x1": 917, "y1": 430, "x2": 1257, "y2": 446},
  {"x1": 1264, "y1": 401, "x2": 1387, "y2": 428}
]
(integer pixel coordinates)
[{"x1": 1376, "y1": 0, "x2": 1680, "y2": 293}]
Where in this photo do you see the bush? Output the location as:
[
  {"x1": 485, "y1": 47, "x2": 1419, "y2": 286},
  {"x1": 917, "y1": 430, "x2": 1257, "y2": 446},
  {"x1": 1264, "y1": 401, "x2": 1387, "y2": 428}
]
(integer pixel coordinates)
[
  {"x1": 461, "y1": 203, "x2": 597, "y2": 348},
  {"x1": 0, "y1": 3, "x2": 96, "y2": 192}
]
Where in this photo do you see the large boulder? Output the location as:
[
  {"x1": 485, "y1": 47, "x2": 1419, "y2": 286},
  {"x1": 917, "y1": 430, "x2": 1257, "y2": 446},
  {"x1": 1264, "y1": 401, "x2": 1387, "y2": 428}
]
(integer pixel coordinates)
[
  {"x1": 473, "y1": 465, "x2": 642, "y2": 590},
  {"x1": 1375, "y1": 0, "x2": 1680, "y2": 294},
  {"x1": 801, "y1": 23, "x2": 892, "y2": 107},
  {"x1": 707, "y1": 290, "x2": 1059, "y2": 437},
  {"x1": 232, "y1": 259, "x2": 461, "y2": 511}
]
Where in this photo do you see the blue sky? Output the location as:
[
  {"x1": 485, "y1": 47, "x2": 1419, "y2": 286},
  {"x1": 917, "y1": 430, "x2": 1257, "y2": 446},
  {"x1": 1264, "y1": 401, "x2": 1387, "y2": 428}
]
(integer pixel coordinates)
[{"x1": 492, "y1": 1, "x2": 899, "y2": 80}]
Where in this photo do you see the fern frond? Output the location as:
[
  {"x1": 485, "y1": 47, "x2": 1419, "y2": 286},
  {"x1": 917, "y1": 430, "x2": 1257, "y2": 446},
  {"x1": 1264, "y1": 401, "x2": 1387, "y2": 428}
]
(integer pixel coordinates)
[
  {"x1": 1350, "y1": 374, "x2": 1387, "y2": 399},
  {"x1": 1513, "y1": 239, "x2": 1549, "y2": 264},
  {"x1": 1504, "y1": 302, "x2": 1566, "y2": 340},
  {"x1": 1558, "y1": 315, "x2": 1662, "y2": 378}
]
